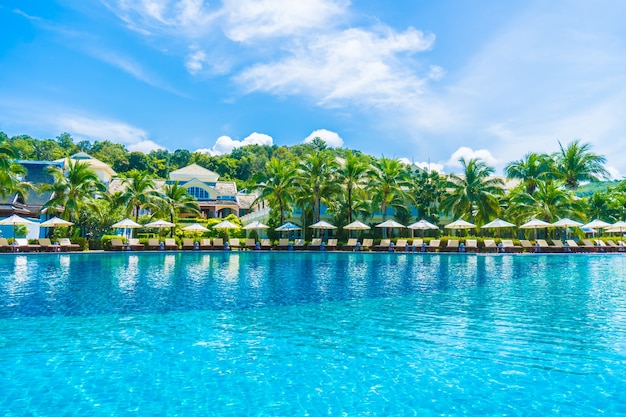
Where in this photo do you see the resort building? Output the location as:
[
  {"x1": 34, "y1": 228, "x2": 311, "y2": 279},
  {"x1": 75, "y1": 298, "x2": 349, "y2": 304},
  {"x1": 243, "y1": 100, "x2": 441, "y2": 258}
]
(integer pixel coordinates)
[
  {"x1": 167, "y1": 164, "x2": 259, "y2": 218},
  {"x1": 55, "y1": 152, "x2": 117, "y2": 185}
]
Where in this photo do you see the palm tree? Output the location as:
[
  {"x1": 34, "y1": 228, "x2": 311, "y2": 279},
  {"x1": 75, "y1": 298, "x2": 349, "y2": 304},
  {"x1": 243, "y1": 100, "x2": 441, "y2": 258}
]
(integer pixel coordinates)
[
  {"x1": 296, "y1": 149, "x2": 340, "y2": 223},
  {"x1": 506, "y1": 180, "x2": 586, "y2": 223},
  {"x1": 407, "y1": 166, "x2": 445, "y2": 223},
  {"x1": 116, "y1": 169, "x2": 158, "y2": 221},
  {"x1": 336, "y1": 151, "x2": 369, "y2": 224},
  {"x1": 505, "y1": 152, "x2": 554, "y2": 194},
  {"x1": 439, "y1": 158, "x2": 504, "y2": 225},
  {"x1": 252, "y1": 158, "x2": 296, "y2": 226},
  {"x1": 366, "y1": 158, "x2": 409, "y2": 237},
  {"x1": 554, "y1": 140, "x2": 609, "y2": 189},
  {"x1": 0, "y1": 143, "x2": 31, "y2": 201},
  {"x1": 40, "y1": 158, "x2": 106, "y2": 226},
  {"x1": 154, "y1": 181, "x2": 200, "y2": 235}
]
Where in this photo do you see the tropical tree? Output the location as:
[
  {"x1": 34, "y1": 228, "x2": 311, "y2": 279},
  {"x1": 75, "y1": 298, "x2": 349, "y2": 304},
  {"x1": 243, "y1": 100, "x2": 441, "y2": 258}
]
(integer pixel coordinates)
[
  {"x1": 554, "y1": 140, "x2": 609, "y2": 189},
  {"x1": 506, "y1": 180, "x2": 587, "y2": 224},
  {"x1": 439, "y1": 158, "x2": 504, "y2": 225},
  {"x1": 296, "y1": 149, "x2": 340, "y2": 223},
  {"x1": 0, "y1": 143, "x2": 32, "y2": 201},
  {"x1": 336, "y1": 151, "x2": 369, "y2": 224},
  {"x1": 253, "y1": 158, "x2": 296, "y2": 226},
  {"x1": 505, "y1": 152, "x2": 554, "y2": 194},
  {"x1": 40, "y1": 158, "x2": 106, "y2": 228},
  {"x1": 407, "y1": 167, "x2": 446, "y2": 223},
  {"x1": 116, "y1": 169, "x2": 158, "y2": 221},
  {"x1": 154, "y1": 181, "x2": 200, "y2": 224},
  {"x1": 367, "y1": 157, "x2": 409, "y2": 222}
]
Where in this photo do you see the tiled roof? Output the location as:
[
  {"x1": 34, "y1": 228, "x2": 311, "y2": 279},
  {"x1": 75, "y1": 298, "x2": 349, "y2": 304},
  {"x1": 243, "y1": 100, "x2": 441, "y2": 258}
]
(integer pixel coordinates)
[
  {"x1": 236, "y1": 194, "x2": 258, "y2": 209},
  {"x1": 215, "y1": 181, "x2": 237, "y2": 196},
  {"x1": 170, "y1": 164, "x2": 219, "y2": 178}
]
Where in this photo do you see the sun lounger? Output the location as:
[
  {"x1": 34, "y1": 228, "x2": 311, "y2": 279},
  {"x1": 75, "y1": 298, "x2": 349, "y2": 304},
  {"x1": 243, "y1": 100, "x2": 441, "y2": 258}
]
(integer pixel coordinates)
[
  {"x1": 551, "y1": 240, "x2": 570, "y2": 252},
  {"x1": 565, "y1": 240, "x2": 584, "y2": 253},
  {"x1": 594, "y1": 240, "x2": 609, "y2": 252},
  {"x1": 375, "y1": 239, "x2": 391, "y2": 251},
  {"x1": 501, "y1": 239, "x2": 522, "y2": 253},
  {"x1": 520, "y1": 240, "x2": 536, "y2": 252},
  {"x1": 465, "y1": 239, "x2": 478, "y2": 253},
  {"x1": 260, "y1": 239, "x2": 272, "y2": 250},
  {"x1": 182, "y1": 238, "x2": 196, "y2": 250},
  {"x1": 444, "y1": 239, "x2": 459, "y2": 252},
  {"x1": 15, "y1": 238, "x2": 40, "y2": 252},
  {"x1": 128, "y1": 238, "x2": 144, "y2": 251},
  {"x1": 483, "y1": 239, "x2": 498, "y2": 253},
  {"x1": 58, "y1": 238, "x2": 80, "y2": 252},
  {"x1": 147, "y1": 238, "x2": 161, "y2": 250},
  {"x1": 606, "y1": 240, "x2": 621, "y2": 252},
  {"x1": 38, "y1": 238, "x2": 58, "y2": 252},
  {"x1": 199, "y1": 238, "x2": 212, "y2": 250},
  {"x1": 213, "y1": 238, "x2": 225, "y2": 250},
  {"x1": 229, "y1": 238, "x2": 241, "y2": 250},
  {"x1": 244, "y1": 238, "x2": 257, "y2": 250},
  {"x1": 326, "y1": 239, "x2": 338, "y2": 250},
  {"x1": 361, "y1": 239, "x2": 373, "y2": 251},
  {"x1": 427, "y1": 239, "x2": 441, "y2": 252},
  {"x1": 164, "y1": 238, "x2": 178, "y2": 250},
  {"x1": 0, "y1": 238, "x2": 12, "y2": 252},
  {"x1": 411, "y1": 239, "x2": 424, "y2": 252},
  {"x1": 293, "y1": 239, "x2": 305, "y2": 250},
  {"x1": 343, "y1": 238, "x2": 358, "y2": 251},
  {"x1": 276, "y1": 238, "x2": 290, "y2": 250},
  {"x1": 110, "y1": 238, "x2": 126, "y2": 251},
  {"x1": 535, "y1": 239, "x2": 561, "y2": 253},
  {"x1": 394, "y1": 239, "x2": 408, "y2": 252},
  {"x1": 309, "y1": 238, "x2": 322, "y2": 249}
]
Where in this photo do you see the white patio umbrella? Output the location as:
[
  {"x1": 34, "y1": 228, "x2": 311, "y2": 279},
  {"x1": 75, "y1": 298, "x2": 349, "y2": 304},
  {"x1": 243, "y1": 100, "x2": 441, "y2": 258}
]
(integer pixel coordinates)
[
  {"x1": 242, "y1": 221, "x2": 269, "y2": 238},
  {"x1": 309, "y1": 220, "x2": 337, "y2": 238},
  {"x1": 242, "y1": 221, "x2": 270, "y2": 230},
  {"x1": 481, "y1": 218, "x2": 515, "y2": 238},
  {"x1": 445, "y1": 218, "x2": 475, "y2": 236},
  {"x1": 40, "y1": 216, "x2": 75, "y2": 238},
  {"x1": 344, "y1": 220, "x2": 371, "y2": 238},
  {"x1": 0, "y1": 214, "x2": 36, "y2": 238},
  {"x1": 212, "y1": 220, "x2": 240, "y2": 230},
  {"x1": 40, "y1": 217, "x2": 74, "y2": 227},
  {"x1": 583, "y1": 219, "x2": 611, "y2": 229},
  {"x1": 551, "y1": 218, "x2": 583, "y2": 240},
  {"x1": 111, "y1": 218, "x2": 142, "y2": 239},
  {"x1": 375, "y1": 219, "x2": 405, "y2": 238},
  {"x1": 520, "y1": 218, "x2": 552, "y2": 240},
  {"x1": 344, "y1": 220, "x2": 371, "y2": 231},
  {"x1": 605, "y1": 221, "x2": 626, "y2": 234},
  {"x1": 181, "y1": 223, "x2": 210, "y2": 232},
  {"x1": 407, "y1": 219, "x2": 439, "y2": 238},
  {"x1": 144, "y1": 219, "x2": 176, "y2": 237}
]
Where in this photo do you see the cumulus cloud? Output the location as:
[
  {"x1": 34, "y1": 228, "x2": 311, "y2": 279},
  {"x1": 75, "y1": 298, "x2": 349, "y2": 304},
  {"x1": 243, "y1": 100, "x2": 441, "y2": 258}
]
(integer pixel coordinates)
[
  {"x1": 415, "y1": 161, "x2": 445, "y2": 173},
  {"x1": 57, "y1": 115, "x2": 164, "y2": 152},
  {"x1": 303, "y1": 129, "x2": 343, "y2": 148},
  {"x1": 196, "y1": 132, "x2": 274, "y2": 155},
  {"x1": 222, "y1": 0, "x2": 348, "y2": 42},
  {"x1": 445, "y1": 147, "x2": 498, "y2": 170},
  {"x1": 235, "y1": 26, "x2": 435, "y2": 108}
]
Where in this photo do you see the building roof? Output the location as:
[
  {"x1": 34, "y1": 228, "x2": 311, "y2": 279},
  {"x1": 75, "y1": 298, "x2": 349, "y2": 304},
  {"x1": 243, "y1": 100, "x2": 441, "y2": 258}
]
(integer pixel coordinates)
[
  {"x1": 55, "y1": 153, "x2": 117, "y2": 177},
  {"x1": 236, "y1": 193, "x2": 258, "y2": 210},
  {"x1": 169, "y1": 164, "x2": 219, "y2": 182},
  {"x1": 214, "y1": 181, "x2": 237, "y2": 196}
]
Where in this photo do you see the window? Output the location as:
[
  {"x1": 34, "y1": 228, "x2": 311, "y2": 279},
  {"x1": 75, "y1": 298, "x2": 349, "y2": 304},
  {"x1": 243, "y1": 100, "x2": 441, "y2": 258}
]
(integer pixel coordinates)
[{"x1": 187, "y1": 186, "x2": 211, "y2": 201}]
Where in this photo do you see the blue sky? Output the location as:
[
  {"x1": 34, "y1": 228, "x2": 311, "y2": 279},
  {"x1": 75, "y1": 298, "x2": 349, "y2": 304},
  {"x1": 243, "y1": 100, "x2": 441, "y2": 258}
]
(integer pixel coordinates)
[{"x1": 1, "y1": 0, "x2": 626, "y2": 177}]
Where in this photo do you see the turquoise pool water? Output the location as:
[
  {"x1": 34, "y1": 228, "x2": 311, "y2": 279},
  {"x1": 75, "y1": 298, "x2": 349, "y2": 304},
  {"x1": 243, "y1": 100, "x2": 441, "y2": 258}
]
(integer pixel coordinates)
[{"x1": 1, "y1": 252, "x2": 626, "y2": 415}]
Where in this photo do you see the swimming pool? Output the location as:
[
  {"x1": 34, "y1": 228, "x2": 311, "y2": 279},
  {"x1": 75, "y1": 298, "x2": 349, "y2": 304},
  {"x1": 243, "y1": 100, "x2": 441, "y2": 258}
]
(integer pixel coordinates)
[{"x1": 1, "y1": 252, "x2": 625, "y2": 415}]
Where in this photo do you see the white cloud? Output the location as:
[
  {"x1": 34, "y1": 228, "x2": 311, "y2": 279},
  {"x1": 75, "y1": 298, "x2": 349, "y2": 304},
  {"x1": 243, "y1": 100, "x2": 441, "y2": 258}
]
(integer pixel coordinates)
[
  {"x1": 185, "y1": 48, "x2": 207, "y2": 74},
  {"x1": 606, "y1": 166, "x2": 622, "y2": 181},
  {"x1": 196, "y1": 132, "x2": 274, "y2": 155},
  {"x1": 304, "y1": 129, "x2": 343, "y2": 148},
  {"x1": 222, "y1": 0, "x2": 348, "y2": 42},
  {"x1": 102, "y1": 0, "x2": 217, "y2": 37},
  {"x1": 414, "y1": 161, "x2": 445, "y2": 174},
  {"x1": 57, "y1": 115, "x2": 165, "y2": 152},
  {"x1": 235, "y1": 26, "x2": 435, "y2": 108},
  {"x1": 446, "y1": 147, "x2": 498, "y2": 170}
]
